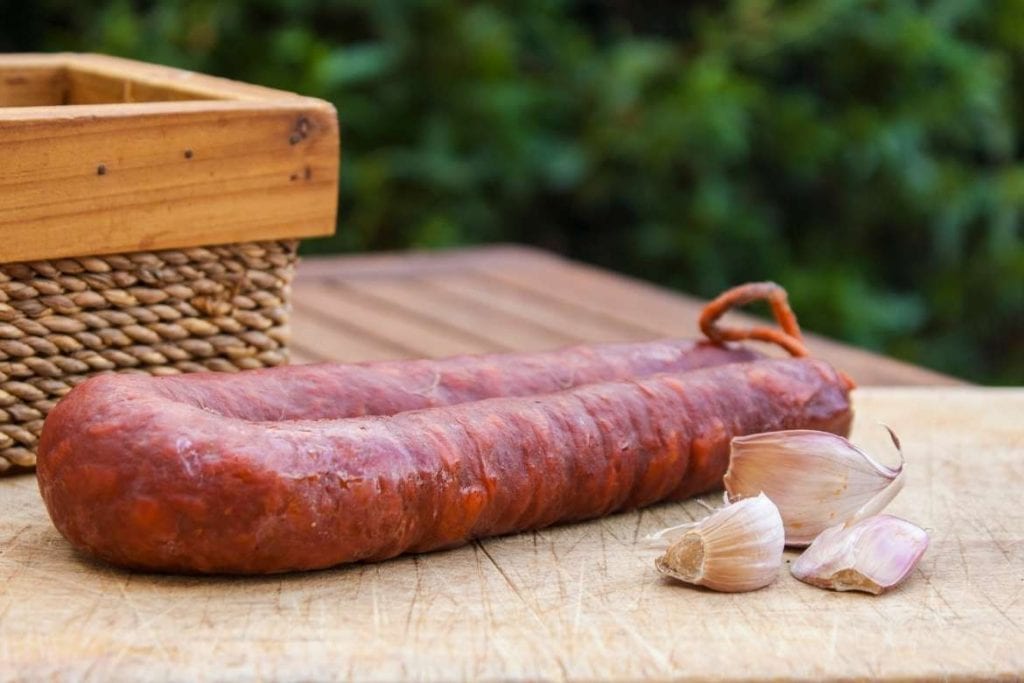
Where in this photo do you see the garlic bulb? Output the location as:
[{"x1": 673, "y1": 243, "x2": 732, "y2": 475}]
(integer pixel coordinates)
[
  {"x1": 651, "y1": 493, "x2": 784, "y2": 593},
  {"x1": 724, "y1": 429, "x2": 905, "y2": 546},
  {"x1": 791, "y1": 514, "x2": 929, "y2": 594}
]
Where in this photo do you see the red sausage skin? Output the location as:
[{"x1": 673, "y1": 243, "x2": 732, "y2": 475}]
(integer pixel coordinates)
[
  {"x1": 37, "y1": 358, "x2": 852, "y2": 574},
  {"x1": 122, "y1": 339, "x2": 761, "y2": 422}
]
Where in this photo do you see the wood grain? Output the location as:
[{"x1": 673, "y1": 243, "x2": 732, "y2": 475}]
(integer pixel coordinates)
[
  {"x1": 292, "y1": 246, "x2": 965, "y2": 386},
  {"x1": 0, "y1": 387, "x2": 1019, "y2": 680},
  {"x1": 64, "y1": 67, "x2": 208, "y2": 105},
  {"x1": 293, "y1": 281, "x2": 491, "y2": 357},
  {"x1": 0, "y1": 65, "x2": 66, "y2": 107},
  {"x1": 0, "y1": 54, "x2": 339, "y2": 264},
  {"x1": 0, "y1": 54, "x2": 318, "y2": 106},
  {"x1": 64, "y1": 53, "x2": 321, "y2": 103}
]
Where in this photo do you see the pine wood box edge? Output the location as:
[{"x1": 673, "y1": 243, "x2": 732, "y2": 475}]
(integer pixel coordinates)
[{"x1": 0, "y1": 52, "x2": 339, "y2": 264}]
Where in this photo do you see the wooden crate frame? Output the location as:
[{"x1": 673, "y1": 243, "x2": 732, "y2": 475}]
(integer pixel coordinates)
[{"x1": 0, "y1": 53, "x2": 339, "y2": 264}]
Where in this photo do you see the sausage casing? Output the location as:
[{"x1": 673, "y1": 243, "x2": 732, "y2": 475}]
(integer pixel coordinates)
[{"x1": 38, "y1": 358, "x2": 852, "y2": 574}]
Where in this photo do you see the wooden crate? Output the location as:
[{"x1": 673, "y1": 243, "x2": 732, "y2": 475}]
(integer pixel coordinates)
[{"x1": 0, "y1": 53, "x2": 339, "y2": 472}]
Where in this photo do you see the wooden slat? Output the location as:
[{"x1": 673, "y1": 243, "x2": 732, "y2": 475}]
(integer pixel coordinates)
[
  {"x1": 408, "y1": 272, "x2": 653, "y2": 344},
  {"x1": 63, "y1": 67, "x2": 130, "y2": 104},
  {"x1": 295, "y1": 244, "x2": 550, "y2": 279},
  {"x1": 0, "y1": 65, "x2": 66, "y2": 107},
  {"x1": 339, "y1": 277, "x2": 576, "y2": 352},
  {"x1": 477, "y1": 252, "x2": 960, "y2": 386},
  {"x1": 0, "y1": 101, "x2": 338, "y2": 263},
  {"x1": 294, "y1": 246, "x2": 964, "y2": 386},
  {"x1": 287, "y1": 306, "x2": 407, "y2": 363},
  {"x1": 0, "y1": 53, "x2": 321, "y2": 105},
  {"x1": 65, "y1": 53, "x2": 321, "y2": 104},
  {"x1": 0, "y1": 54, "x2": 339, "y2": 264},
  {"x1": 65, "y1": 68, "x2": 211, "y2": 105},
  {"x1": 292, "y1": 282, "x2": 493, "y2": 358}
]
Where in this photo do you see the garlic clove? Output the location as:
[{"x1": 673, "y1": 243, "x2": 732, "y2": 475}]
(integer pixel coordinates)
[
  {"x1": 791, "y1": 514, "x2": 929, "y2": 595},
  {"x1": 653, "y1": 493, "x2": 784, "y2": 593},
  {"x1": 724, "y1": 429, "x2": 904, "y2": 546}
]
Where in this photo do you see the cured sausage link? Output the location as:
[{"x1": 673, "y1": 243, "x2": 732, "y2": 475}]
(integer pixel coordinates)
[
  {"x1": 147, "y1": 339, "x2": 761, "y2": 422},
  {"x1": 37, "y1": 358, "x2": 852, "y2": 574},
  {"x1": 112, "y1": 276, "x2": 809, "y2": 423}
]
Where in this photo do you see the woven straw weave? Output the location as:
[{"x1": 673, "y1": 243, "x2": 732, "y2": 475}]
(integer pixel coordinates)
[{"x1": 0, "y1": 240, "x2": 298, "y2": 473}]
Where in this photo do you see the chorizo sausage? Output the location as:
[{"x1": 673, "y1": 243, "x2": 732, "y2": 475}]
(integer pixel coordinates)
[
  {"x1": 37, "y1": 357, "x2": 853, "y2": 574},
  {"x1": 75, "y1": 279, "x2": 802, "y2": 424},
  {"x1": 107, "y1": 338, "x2": 761, "y2": 424}
]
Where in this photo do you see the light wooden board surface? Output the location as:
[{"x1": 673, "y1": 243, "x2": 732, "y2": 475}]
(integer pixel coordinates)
[
  {"x1": 0, "y1": 386, "x2": 1020, "y2": 680},
  {"x1": 0, "y1": 246, "x2": 989, "y2": 680}
]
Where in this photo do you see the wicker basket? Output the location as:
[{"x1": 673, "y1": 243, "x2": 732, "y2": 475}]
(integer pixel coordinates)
[
  {"x1": 0, "y1": 54, "x2": 338, "y2": 473},
  {"x1": 0, "y1": 241, "x2": 299, "y2": 472}
]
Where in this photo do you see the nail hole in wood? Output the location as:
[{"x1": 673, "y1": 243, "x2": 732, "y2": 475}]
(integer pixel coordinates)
[
  {"x1": 184, "y1": 149, "x2": 194, "y2": 159},
  {"x1": 96, "y1": 164, "x2": 107, "y2": 176},
  {"x1": 289, "y1": 116, "x2": 312, "y2": 145}
]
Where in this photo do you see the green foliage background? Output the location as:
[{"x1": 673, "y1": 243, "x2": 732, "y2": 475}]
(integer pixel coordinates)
[{"x1": 3, "y1": 0, "x2": 1022, "y2": 383}]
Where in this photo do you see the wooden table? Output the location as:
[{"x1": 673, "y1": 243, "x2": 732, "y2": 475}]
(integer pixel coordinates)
[
  {"x1": 6, "y1": 246, "x2": 1021, "y2": 682},
  {"x1": 288, "y1": 245, "x2": 960, "y2": 386}
]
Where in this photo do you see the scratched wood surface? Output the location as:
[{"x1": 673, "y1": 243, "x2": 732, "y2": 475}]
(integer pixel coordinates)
[
  {"x1": 4, "y1": 245, "x2": 1010, "y2": 682},
  {"x1": 1, "y1": 387, "x2": 1020, "y2": 680}
]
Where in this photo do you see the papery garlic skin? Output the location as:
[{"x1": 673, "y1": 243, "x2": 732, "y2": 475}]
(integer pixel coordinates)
[
  {"x1": 791, "y1": 514, "x2": 929, "y2": 594},
  {"x1": 724, "y1": 429, "x2": 904, "y2": 546},
  {"x1": 654, "y1": 493, "x2": 784, "y2": 593}
]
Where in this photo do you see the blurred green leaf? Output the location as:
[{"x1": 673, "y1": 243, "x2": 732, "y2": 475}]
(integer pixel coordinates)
[{"x1": 315, "y1": 43, "x2": 395, "y2": 88}]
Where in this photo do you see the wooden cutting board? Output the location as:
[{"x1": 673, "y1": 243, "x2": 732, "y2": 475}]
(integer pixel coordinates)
[{"x1": 1, "y1": 387, "x2": 1021, "y2": 680}]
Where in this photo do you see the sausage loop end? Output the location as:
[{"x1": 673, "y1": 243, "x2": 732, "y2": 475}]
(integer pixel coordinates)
[{"x1": 698, "y1": 282, "x2": 809, "y2": 358}]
